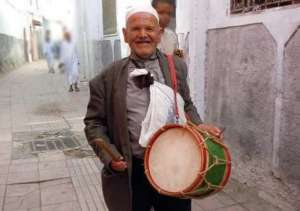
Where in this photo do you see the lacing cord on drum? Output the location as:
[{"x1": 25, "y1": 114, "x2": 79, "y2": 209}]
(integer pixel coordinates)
[
  {"x1": 195, "y1": 132, "x2": 231, "y2": 177},
  {"x1": 204, "y1": 178, "x2": 225, "y2": 190},
  {"x1": 185, "y1": 121, "x2": 231, "y2": 190},
  {"x1": 196, "y1": 151, "x2": 228, "y2": 176},
  {"x1": 190, "y1": 176, "x2": 227, "y2": 195},
  {"x1": 187, "y1": 121, "x2": 228, "y2": 149}
]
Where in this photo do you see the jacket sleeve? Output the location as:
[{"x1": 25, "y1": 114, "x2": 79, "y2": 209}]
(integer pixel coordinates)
[
  {"x1": 84, "y1": 74, "x2": 121, "y2": 169},
  {"x1": 176, "y1": 57, "x2": 203, "y2": 125}
]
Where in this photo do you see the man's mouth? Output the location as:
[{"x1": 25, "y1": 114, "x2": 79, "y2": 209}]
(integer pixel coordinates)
[{"x1": 135, "y1": 40, "x2": 151, "y2": 44}]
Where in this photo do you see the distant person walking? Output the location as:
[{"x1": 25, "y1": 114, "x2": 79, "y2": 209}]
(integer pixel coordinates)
[
  {"x1": 59, "y1": 31, "x2": 80, "y2": 92},
  {"x1": 43, "y1": 30, "x2": 55, "y2": 73}
]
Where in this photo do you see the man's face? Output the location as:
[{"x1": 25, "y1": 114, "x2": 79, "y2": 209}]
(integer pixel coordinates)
[
  {"x1": 123, "y1": 12, "x2": 161, "y2": 59},
  {"x1": 154, "y1": 2, "x2": 174, "y2": 29}
]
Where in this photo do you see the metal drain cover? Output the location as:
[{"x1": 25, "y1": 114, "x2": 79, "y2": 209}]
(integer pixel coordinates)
[{"x1": 12, "y1": 129, "x2": 86, "y2": 159}]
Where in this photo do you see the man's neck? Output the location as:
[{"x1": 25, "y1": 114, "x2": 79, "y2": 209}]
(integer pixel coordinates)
[{"x1": 130, "y1": 51, "x2": 157, "y2": 61}]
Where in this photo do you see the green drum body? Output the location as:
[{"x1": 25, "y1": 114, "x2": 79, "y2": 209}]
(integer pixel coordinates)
[{"x1": 144, "y1": 123, "x2": 231, "y2": 199}]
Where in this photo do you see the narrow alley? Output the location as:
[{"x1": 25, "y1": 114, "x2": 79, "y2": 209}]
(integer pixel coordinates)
[
  {"x1": 0, "y1": 61, "x2": 283, "y2": 211},
  {"x1": 1, "y1": 0, "x2": 300, "y2": 210}
]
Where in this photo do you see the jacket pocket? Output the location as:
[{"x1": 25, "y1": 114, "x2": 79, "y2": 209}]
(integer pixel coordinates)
[{"x1": 101, "y1": 168, "x2": 131, "y2": 211}]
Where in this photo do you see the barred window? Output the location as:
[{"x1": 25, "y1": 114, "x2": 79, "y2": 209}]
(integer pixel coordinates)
[{"x1": 231, "y1": 0, "x2": 300, "y2": 14}]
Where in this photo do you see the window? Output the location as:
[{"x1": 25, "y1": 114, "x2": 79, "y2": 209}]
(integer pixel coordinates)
[
  {"x1": 102, "y1": 0, "x2": 117, "y2": 35},
  {"x1": 231, "y1": 0, "x2": 300, "y2": 14}
]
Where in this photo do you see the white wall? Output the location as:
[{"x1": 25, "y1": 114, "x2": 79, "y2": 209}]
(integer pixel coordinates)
[
  {"x1": 176, "y1": 0, "x2": 209, "y2": 117},
  {"x1": 0, "y1": 0, "x2": 29, "y2": 39},
  {"x1": 207, "y1": 0, "x2": 300, "y2": 54},
  {"x1": 80, "y1": 0, "x2": 103, "y2": 41},
  {"x1": 176, "y1": 0, "x2": 191, "y2": 35},
  {"x1": 73, "y1": 0, "x2": 104, "y2": 80},
  {"x1": 208, "y1": 1, "x2": 300, "y2": 32},
  {"x1": 177, "y1": 0, "x2": 300, "y2": 117}
]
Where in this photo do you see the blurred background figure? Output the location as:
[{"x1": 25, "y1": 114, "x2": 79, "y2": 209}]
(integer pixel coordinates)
[
  {"x1": 43, "y1": 30, "x2": 55, "y2": 73},
  {"x1": 152, "y1": 0, "x2": 183, "y2": 57},
  {"x1": 59, "y1": 31, "x2": 80, "y2": 92}
]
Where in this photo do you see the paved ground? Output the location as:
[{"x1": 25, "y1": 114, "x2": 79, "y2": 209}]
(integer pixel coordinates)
[{"x1": 0, "y1": 61, "x2": 284, "y2": 211}]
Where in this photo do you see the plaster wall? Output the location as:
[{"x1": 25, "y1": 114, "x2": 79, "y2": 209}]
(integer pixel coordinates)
[
  {"x1": 0, "y1": 0, "x2": 29, "y2": 72},
  {"x1": 176, "y1": 0, "x2": 300, "y2": 209},
  {"x1": 205, "y1": 1, "x2": 300, "y2": 187},
  {"x1": 0, "y1": 0, "x2": 28, "y2": 39},
  {"x1": 281, "y1": 27, "x2": 300, "y2": 190},
  {"x1": 205, "y1": 23, "x2": 277, "y2": 178}
]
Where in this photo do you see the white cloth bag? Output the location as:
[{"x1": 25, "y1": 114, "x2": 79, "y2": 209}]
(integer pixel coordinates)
[
  {"x1": 139, "y1": 81, "x2": 186, "y2": 147},
  {"x1": 129, "y1": 69, "x2": 186, "y2": 147}
]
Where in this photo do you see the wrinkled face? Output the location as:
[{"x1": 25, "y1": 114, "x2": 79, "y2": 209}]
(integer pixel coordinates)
[
  {"x1": 123, "y1": 12, "x2": 161, "y2": 59},
  {"x1": 154, "y1": 2, "x2": 174, "y2": 29}
]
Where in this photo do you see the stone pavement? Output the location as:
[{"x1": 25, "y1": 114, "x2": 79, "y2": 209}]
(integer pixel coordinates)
[{"x1": 0, "y1": 61, "x2": 283, "y2": 211}]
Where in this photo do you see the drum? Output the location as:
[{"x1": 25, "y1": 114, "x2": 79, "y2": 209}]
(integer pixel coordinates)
[{"x1": 144, "y1": 123, "x2": 231, "y2": 198}]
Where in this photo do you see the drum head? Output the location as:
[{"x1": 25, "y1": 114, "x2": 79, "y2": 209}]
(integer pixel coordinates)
[{"x1": 147, "y1": 127, "x2": 204, "y2": 193}]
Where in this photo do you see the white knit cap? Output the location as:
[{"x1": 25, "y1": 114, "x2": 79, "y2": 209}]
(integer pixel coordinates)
[{"x1": 126, "y1": 4, "x2": 159, "y2": 22}]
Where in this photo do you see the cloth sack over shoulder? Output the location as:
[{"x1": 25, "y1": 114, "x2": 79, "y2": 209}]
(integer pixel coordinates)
[{"x1": 129, "y1": 68, "x2": 187, "y2": 147}]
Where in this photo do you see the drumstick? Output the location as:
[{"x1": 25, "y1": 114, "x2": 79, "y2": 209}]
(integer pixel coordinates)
[{"x1": 94, "y1": 139, "x2": 122, "y2": 161}]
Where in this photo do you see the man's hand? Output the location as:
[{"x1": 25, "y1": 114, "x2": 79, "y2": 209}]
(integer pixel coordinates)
[
  {"x1": 197, "y1": 124, "x2": 224, "y2": 140},
  {"x1": 91, "y1": 139, "x2": 123, "y2": 161},
  {"x1": 110, "y1": 157, "x2": 128, "y2": 172}
]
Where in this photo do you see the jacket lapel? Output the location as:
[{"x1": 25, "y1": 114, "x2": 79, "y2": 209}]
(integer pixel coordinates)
[
  {"x1": 111, "y1": 58, "x2": 133, "y2": 196},
  {"x1": 112, "y1": 59, "x2": 130, "y2": 149}
]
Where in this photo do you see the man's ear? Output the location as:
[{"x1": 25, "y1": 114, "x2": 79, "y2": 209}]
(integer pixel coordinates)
[
  {"x1": 122, "y1": 28, "x2": 128, "y2": 43},
  {"x1": 159, "y1": 27, "x2": 163, "y2": 34},
  {"x1": 158, "y1": 27, "x2": 163, "y2": 42}
]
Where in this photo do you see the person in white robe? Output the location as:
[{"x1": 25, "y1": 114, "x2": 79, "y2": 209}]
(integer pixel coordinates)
[
  {"x1": 43, "y1": 30, "x2": 55, "y2": 73},
  {"x1": 59, "y1": 31, "x2": 80, "y2": 92},
  {"x1": 158, "y1": 28, "x2": 179, "y2": 55}
]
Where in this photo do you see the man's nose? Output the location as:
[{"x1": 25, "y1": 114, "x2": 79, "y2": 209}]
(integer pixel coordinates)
[{"x1": 138, "y1": 29, "x2": 147, "y2": 38}]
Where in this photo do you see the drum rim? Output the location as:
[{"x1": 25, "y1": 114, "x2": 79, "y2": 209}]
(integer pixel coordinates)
[{"x1": 144, "y1": 124, "x2": 208, "y2": 197}]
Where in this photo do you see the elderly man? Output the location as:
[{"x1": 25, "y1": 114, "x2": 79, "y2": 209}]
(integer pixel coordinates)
[{"x1": 84, "y1": 4, "x2": 221, "y2": 211}]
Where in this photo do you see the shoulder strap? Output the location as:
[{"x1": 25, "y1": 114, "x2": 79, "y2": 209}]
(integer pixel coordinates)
[{"x1": 166, "y1": 55, "x2": 179, "y2": 123}]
